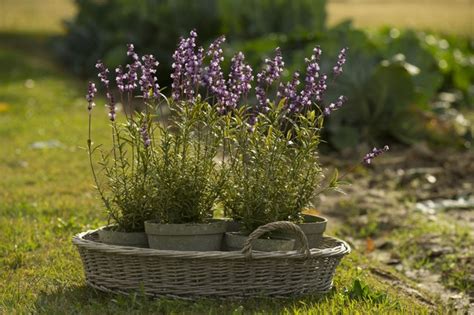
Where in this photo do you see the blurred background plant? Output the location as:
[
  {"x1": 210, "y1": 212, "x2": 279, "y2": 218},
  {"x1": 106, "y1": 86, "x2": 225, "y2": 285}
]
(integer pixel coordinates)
[
  {"x1": 51, "y1": 0, "x2": 473, "y2": 150},
  {"x1": 53, "y1": 0, "x2": 326, "y2": 78}
]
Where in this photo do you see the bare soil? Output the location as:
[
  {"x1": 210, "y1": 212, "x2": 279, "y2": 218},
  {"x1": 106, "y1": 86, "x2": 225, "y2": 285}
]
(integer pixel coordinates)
[{"x1": 319, "y1": 144, "x2": 474, "y2": 313}]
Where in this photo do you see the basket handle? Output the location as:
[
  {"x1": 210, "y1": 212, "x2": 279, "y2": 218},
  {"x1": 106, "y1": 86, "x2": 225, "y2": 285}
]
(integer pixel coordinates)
[{"x1": 241, "y1": 221, "x2": 310, "y2": 258}]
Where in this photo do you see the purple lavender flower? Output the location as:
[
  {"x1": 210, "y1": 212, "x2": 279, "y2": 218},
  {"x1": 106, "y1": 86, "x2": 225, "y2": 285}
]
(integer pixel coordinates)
[
  {"x1": 204, "y1": 36, "x2": 231, "y2": 111},
  {"x1": 106, "y1": 92, "x2": 116, "y2": 121},
  {"x1": 254, "y1": 77, "x2": 268, "y2": 113},
  {"x1": 255, "y1": 47, "x2": 284, "y2": 113},
  {"x1": 295, "y1": 46, "x2": 327, "y2": 109},
  {"x1": 323, "y1": 95, "x2": 346, "y2": 116},
  {"x1": 86, "y1": 81, "x2": 97, "y2": 111},
  {"x1": 314, "y1": 74, "x2": 327, "y2": 102},
  {"x1": 96, "y1": 60, "x2": 116, "y2": 121},
  {"x1": 127, "y1": 44, "x2": 139, "y2": 61},
  {"x1": 333, "y1": 47, "x2": 348, "y2": 76},
  {"x1": 278, "y1": 72, "x2": 301, "y2": 112},
  {"x1": 186, "y1": 45, "x2": 204, "y2": 98},
  {"x1": 363, "y1": 145, "x2": 389, "y2": 164},
  {"x1": 123, "y1": 44, "x2": 141, "y2": 93},
  {"x1": 313, "y1": 46, "x2": 322, "y2": 62},
  {"x1": 115, "y1": 65, "x2": 126, "y2": 92},
  {"x1": 171, "y1": 38, "x2": 185, "y2": 100},
  {"x1": 262, "y1": 47, "x2": 284, "y2": 85},
  {"x1": 182, "y1": 31, "x2": 203, "y2": 100},
  {"x1": 228, "y1": 52, "x2": 253, "y2": 100},
  {"x1": 246, "y1": 114, "x2": 258, "y2": 132},
  {"x1": 171, "y1": 30, "x2": 204, "y2": 101},
  {"x1": 139, "y1": 54, "x2": 160, "y2": 100},
  {"x1": 95, "y1": 60, "x2": 110, "y2": 89},
  {"x1": 140, "y1": 122, "x2": 151, "y2": 148},
  {"x1": 95, "y1": 60, "x2": 110, "y2": 90}
]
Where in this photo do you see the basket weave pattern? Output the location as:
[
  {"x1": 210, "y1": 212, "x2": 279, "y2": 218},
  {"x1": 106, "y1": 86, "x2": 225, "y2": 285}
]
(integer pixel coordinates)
[{"x1": 73, "y1": 221, "x2": 350, "y2": 299}]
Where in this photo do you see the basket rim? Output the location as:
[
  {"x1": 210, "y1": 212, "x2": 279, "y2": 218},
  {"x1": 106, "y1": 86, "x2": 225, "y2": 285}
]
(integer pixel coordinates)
[{"x1": 73, "y1": 227, "x2": 351, "y2": 260}]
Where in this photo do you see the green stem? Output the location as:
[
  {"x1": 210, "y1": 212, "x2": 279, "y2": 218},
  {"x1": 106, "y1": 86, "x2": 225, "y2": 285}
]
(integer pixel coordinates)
[{"x1": 87, "y1": 111, "x2": 110, "y2": 211}]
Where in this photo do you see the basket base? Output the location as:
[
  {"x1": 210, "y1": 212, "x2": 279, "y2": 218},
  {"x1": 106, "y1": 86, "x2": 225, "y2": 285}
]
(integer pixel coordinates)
[{"x1": 86, "y1": 280, "x2": 333, "y2": 300}]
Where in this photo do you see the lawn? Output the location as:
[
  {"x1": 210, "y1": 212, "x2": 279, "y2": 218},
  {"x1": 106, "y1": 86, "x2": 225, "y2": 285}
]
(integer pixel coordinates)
[
  {"x1": 0, "y1": 1, "x2": 472, "y2": 313},
  {"x1": 327, "y1": 0, "x2": 473, "y2": 36}
]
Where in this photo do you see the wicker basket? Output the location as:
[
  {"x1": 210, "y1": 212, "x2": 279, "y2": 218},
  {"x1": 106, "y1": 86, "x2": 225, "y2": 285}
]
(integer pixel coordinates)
[{"x1": 73, "y1": 221, "x2": 350, "y2": 299}]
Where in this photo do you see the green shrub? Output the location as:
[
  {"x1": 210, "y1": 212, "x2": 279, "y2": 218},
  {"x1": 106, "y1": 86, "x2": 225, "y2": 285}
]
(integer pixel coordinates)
[
  {"x1": 222, "y1": 104, "x2": 326, "y2": 232},
  {"x1": 150, "y1": 101, "x2": 225, "y2": 224},
  {"x1": 56, "y1": 0, "x2": 326, "y2": 79},
  {"x1": 232, "y1": 22, "x2": 473, "y2": 149},
  {"x1": 376, "y1": 28, "x2": 474, "y2": 108},
  {"x1": 87, "y1": 44, "x2": 226, "y2": 231}
]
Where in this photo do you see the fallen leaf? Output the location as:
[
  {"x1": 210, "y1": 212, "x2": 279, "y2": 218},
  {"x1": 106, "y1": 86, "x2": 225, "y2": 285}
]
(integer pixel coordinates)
[{"x1": 366, "y1": 237, "x2": 375, "y2": 253}]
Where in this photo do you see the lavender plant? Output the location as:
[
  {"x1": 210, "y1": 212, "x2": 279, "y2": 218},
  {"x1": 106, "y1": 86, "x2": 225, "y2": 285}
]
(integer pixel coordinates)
[
  {"x1": 86, "y1": 33, "x2": 225, "y2": 231},
  {"x1": 218, "y1": 46, "x2": 353, "y2": 232},
  {"x1": 217, "y1": 43, "x2": 387, "y2": 232},
  {"x1": 87, "y1": 29, "x2": 389, "y2": 233},
  {"x1": 149, "y1": 101, "x2": 225, "y2": 224},
  {"x1": 222, "y1": 103, "x2": 326, "y2": 232},
  {"x1": 87, "y1": 54, "x2": 157, "y2": 232}
]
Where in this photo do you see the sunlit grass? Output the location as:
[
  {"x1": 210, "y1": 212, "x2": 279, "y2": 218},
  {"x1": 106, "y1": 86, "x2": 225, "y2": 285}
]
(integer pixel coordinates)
[
  {"x1": 327, "y1": 0, "x2": 473, "y2": 36},
  {"x1": 0, "y1": 0, "x2": 75, "y2": 34}
]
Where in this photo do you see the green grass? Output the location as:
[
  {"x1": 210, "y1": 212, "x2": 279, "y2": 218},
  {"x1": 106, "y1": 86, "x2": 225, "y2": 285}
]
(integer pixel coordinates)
[
  {"x1": 0, "y1": 0, "x2": 75, "y2": 34},
  {"x1": 1, "y1": 253, "x2": 438, "y2": 314},
  {"x1": 327, "y1": 0, "x2": 473, "y2": 37},
  {"x1": 335, "y1": 196, "x2": 474, "y2": 296},
  {"x1": 0, "y1": 35, "x2": 442, "y2": 314},
  {"x1": 393, "y1": 213, "x2": 474, "y2": 294}
]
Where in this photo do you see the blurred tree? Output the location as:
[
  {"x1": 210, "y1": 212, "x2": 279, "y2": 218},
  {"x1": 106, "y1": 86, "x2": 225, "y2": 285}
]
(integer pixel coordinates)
[{"x1": 55, "y1": 0, "x2": 326, "y2": 79}]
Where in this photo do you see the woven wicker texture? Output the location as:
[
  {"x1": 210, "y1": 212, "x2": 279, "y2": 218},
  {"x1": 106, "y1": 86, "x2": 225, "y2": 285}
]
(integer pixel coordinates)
[{"x1": 73, "y1": 221, "x2": 350, "y2": 299}]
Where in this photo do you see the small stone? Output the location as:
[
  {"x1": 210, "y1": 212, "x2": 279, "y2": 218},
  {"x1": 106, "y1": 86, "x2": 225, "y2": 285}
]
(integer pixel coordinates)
[
  {"x1": 30, "y1": 140, "x2": 63, "y2": 149},
  {"x1": 377, "y1": 240, "x2": 394, "y2": 250},
  {"x1": 386, "y1": 258, "x2": 401, "y2": 265},
  {"x1": 448, "y1": 293, "x2": 463, "y2": 300},
  {"x1": 428, "y1": 246, "x2": 453, "y2": 259}
]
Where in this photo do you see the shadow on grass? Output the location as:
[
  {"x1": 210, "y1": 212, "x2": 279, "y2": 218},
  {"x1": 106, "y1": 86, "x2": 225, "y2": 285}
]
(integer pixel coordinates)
[
  {"x1": 34, "y1": 283, "x2": 332, "y2": 314},
  {"x1": 0, "y1": 30, "x2": 168, "y2": 119},
  {"x1": 0, "y1": 31, "x2": 76, "y2": 84}
]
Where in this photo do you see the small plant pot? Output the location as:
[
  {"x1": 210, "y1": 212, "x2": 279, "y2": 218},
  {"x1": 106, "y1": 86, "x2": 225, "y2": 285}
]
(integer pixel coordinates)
[
  {"x1": 97, "y1": 226, "x2": 149, "y2": 248},
  {"x1": 144, "y1": 220, "x2": 227, "y2": 251},
  {"x1": 224, "y1": 232, "x2": 295, "y2": 252},
  {"x1": 274, "y1": 214, "x2": 327, "y2": 249},
  {"x1": 222, "y1": 218, "x2": 242, "y2": 232}
]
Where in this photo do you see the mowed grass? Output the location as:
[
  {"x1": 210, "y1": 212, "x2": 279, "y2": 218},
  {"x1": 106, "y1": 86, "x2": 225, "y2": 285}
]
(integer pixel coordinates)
[
  {"x1": 0, "y1": 0, "x2": 75, "y2": 33},
  {"x1": 328, "y1": 0, "x2": 473, "y2": 37}
]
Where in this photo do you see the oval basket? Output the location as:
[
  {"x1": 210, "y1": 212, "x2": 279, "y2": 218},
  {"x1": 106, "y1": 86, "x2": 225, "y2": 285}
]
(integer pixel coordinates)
[{"x1": 73, "y1": 221, "x2": 351, "y2": 299}]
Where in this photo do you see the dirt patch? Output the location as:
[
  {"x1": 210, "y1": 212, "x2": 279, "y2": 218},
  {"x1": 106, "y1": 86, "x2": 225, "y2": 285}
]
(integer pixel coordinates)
[{"x1": 319, "y1": 145, "x2": 474, "y2": 313}]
